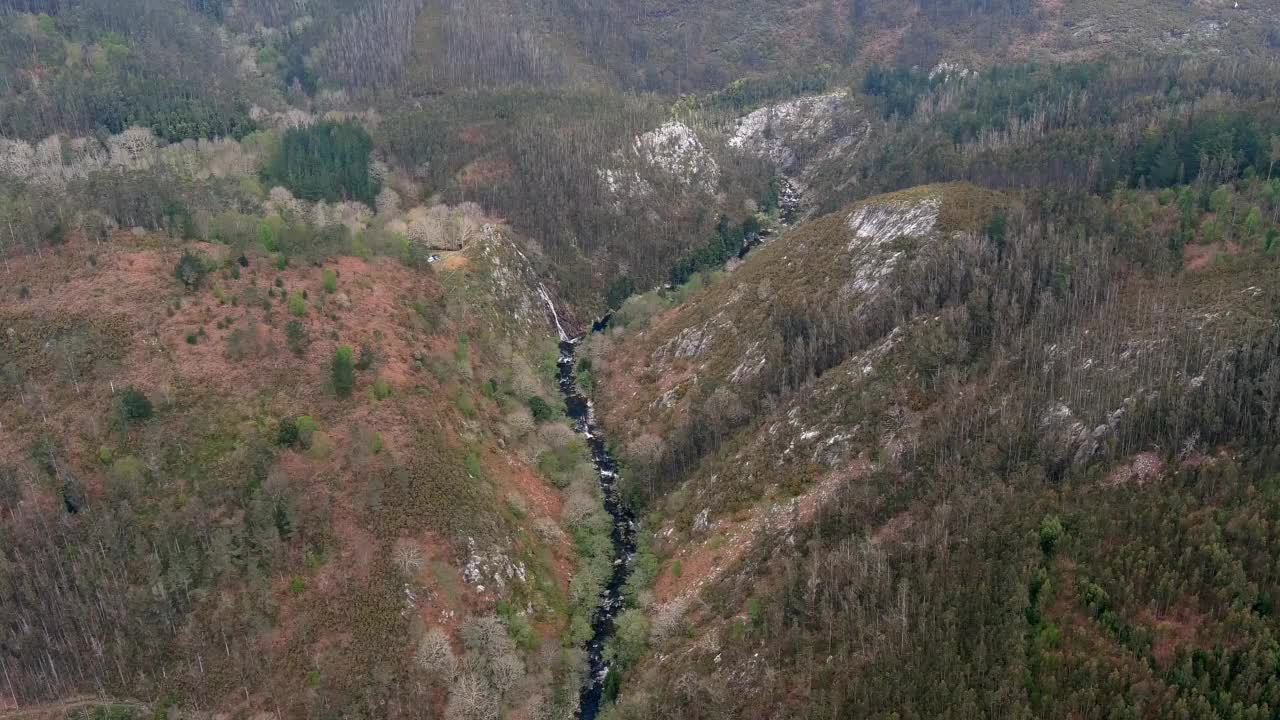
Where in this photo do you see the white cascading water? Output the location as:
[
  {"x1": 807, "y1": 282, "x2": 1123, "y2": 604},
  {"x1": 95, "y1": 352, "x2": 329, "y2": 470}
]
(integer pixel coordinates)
[{"x1": 538, "y1": 284, "x2": 570, "y2": 342}]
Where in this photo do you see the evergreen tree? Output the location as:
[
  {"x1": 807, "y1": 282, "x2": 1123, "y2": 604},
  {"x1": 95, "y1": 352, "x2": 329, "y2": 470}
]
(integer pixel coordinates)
[
  {"x1": 332, "y1": 345, "x2": 356, "y2": 397},
  {"x1": 262, "y1": 121, "x2": 380, "y2": 205}
]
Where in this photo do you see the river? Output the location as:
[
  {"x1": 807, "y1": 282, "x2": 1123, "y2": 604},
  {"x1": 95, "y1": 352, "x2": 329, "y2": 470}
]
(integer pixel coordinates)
[
  {"x1": 557, "y1": 336, "x2": 637, "y2": 720},
  {"x1": 550, "y1": 176, "x2": 799, "y2": 718}
]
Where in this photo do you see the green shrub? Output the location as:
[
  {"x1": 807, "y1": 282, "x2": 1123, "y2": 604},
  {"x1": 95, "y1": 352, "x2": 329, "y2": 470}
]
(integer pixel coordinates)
[
  {"x1": 258, "y1": 219, "x2": 282, "y2": 252},
  {"x1": 297, "y1": 415, "x2": 320, "y2": 439},
  {"x1": 120, "y1": 387, "x2": 153, "y2": 421},
  {"x1": 606, "y1": 608, "x2": 650, "y2": 670},
  {"x1": 527, "y1": 396, "x2": 555, "y2": 422},
  {"x1": 372, "y1": 378, "x2": 392, "y2": 400},
  {"x1": 606, "y1": 275, "x2": 635, "y2": 310},
  {"x1": 332, "y1": 345, "x2": 356, "y2": 397},
  {"x1": 322, "y1": 268, "x2": 338, "y2": 293},
  {"x1": 537, "y1": 438, "x2": 588, "y2": 489},
  {"x1": 288, "y1": 290, "x2": 306, "y2": 317},
  {"x1": 278, "y1": 417, "x2": 300, "y2": 447},
  {"x1": 278, "y1": 415, "x2": 319, "y2": 448},
  {"x1": 1035, "y1": 621, "x2": 1062, "y2": 650},
  {"x1": 1039, "y1": 515, "x2": 1065, "y2": 556},
  {"x1": 577, "y1": 366, "x2": 595, "y2": 395},
  {"x1": 500, "y1": 605, "x2": 536, "y2": 651},
  {"x1": 613, "y1": 291, "x2": 670, "y2": 330}
]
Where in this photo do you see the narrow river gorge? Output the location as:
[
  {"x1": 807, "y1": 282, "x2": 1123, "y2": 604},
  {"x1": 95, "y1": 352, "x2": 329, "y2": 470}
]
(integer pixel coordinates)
[
  {"x1": 557, "y1": 334, "x2": 637, "y2": 720},
  {"x1": 548, "y1": 177, "x2": 799, "y2": 718}
]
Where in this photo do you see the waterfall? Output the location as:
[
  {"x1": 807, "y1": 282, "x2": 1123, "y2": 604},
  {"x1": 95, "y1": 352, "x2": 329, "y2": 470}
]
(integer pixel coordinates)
[
  {"x1": 486, "y1": 223, "x2": 571, "y2": 342},
  {"x1": 538, "y1": 284, "x2": 570, "y2": 342}
]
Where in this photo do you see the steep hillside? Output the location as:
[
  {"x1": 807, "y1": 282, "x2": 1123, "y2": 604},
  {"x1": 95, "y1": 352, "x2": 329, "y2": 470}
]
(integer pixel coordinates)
[
  {"x1": 3, "y1": 2, "x2": 1280, "y2": 719},
  {"x1": 439, "y1": 0, "x2": 1280, "y2": 94},
  {"x1": 0, "y1": 225, "x2": 608, "y2": 718},
  {"x1": 590, "y1": 179, "x2": 1280, "y2": 718},
  {"x1": 594, "y1": 182, "x2": 1008, "y2": 492},
  {"x1": 592, "y1": 182, "x2": 1012, "y2": 569}
]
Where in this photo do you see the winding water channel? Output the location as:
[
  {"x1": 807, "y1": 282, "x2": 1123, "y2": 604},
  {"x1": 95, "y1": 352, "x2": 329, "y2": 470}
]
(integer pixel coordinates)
[
  {"x1": 557, "y1": 335, "x2": 636, "y2": 720},
  {"x1": 550, "y1": 177, "x2": 799, "y2": 718}
]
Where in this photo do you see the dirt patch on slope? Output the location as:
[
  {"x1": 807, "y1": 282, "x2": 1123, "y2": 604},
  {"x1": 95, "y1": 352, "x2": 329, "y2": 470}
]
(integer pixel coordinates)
[
  {"x1": 459, "y1": 154, "x2": 514, "y2": 189},
  {"x1": 1139, "y1": 605, "x2": 1210, "y2": 667},
  {"x1": 1184, "y1": 240, "x2": 1243, "y2": 271}
]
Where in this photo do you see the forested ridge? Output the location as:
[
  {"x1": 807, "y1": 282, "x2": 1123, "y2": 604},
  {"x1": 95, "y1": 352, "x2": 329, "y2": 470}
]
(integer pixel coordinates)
[
  {"x1": 593, "y1": 181, "x2": 1280, "y2": 719},
  {"x1": 1, "y1": 0, "x2": 1278, "y2": 309},
  {"x1": 2, "y1": 0, "x2": 1280, "y2": 718},
  {"x1": 588, "y1": 59, "x2": 1280, "y2": 720}
]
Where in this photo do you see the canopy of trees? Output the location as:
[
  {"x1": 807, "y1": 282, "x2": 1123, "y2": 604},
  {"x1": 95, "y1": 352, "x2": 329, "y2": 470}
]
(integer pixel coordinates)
[{"x1": 261, "y1": 121, "x2": 379, "y2": 205}]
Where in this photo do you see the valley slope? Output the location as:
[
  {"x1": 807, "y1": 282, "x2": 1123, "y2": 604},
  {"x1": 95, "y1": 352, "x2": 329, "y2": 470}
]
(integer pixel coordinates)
[
  {"x1": 589, "y1": 180, "x2": 1280, "y2": 719},
  {"x1": 2, "y1": 1, "x2": 1280, "y2": 718}
]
